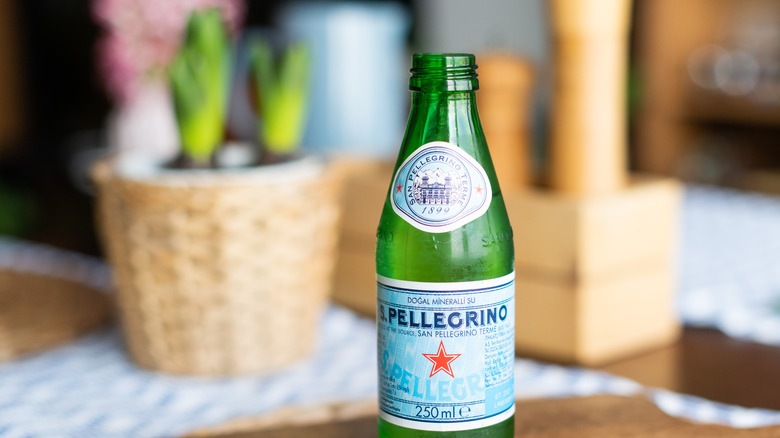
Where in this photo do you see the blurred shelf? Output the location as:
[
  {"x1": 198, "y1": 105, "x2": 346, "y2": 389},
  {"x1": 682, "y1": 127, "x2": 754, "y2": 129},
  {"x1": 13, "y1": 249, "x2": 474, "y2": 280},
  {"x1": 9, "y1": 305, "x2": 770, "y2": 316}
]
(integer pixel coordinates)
[
  {"x1": 635, "y1": 0, "x2": 780, "y2": 181},
  {"x1": 686, "y1": 89, "x2": 780, "y2": 128}
]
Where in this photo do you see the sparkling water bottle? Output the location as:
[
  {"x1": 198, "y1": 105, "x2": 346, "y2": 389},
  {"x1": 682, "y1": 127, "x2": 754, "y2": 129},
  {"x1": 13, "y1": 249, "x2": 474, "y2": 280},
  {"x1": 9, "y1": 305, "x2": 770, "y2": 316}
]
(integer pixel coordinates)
[{"x1": 376, "y1": 53, "x2": 515, "y2": 437}]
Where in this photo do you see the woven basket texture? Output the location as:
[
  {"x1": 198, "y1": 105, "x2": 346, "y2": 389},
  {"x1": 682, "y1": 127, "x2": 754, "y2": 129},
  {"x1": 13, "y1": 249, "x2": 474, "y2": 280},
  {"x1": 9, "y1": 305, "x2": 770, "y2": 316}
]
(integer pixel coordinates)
[
  {"x1": 92, "y1": 158, "x2": 342, "y2": 375},
  {"x1": 0, "y1": 269, "x2": 112, "y2": 361}
]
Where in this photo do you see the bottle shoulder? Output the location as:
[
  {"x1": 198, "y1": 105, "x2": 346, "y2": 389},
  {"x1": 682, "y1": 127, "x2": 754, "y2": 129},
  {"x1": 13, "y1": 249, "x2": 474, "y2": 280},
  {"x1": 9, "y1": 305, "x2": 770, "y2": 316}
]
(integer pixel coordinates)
[
  {"x1": 376, "y1": 195, "x2": 514, "y2": 282},
  {"x1": 381, "y1": 92, "x2": 510, "y2": 282}
]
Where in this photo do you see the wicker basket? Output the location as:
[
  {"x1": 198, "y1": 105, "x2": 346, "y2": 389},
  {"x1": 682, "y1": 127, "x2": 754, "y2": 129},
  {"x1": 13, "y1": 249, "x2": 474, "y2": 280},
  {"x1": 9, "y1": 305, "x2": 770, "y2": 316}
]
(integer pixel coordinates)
[
  {"x1": 92, "y1": 156, "x2": 342, "y2": 375},
  {"x1": 0, "y1": 269, "x2": 112, "y2": 361}
]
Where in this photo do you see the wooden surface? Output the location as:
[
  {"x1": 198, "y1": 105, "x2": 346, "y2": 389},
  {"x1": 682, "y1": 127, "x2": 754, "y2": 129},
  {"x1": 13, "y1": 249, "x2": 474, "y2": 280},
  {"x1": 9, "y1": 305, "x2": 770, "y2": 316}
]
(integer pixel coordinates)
[
  {"x1": 599, "y1": 327, "x2": 780, "y2": 411},
  {"x1": 210, "y1": 395, "x2": 780, "y2": 437},
  {"x1": 0, "y1": 270, "x2": 112, "y2": 361}
]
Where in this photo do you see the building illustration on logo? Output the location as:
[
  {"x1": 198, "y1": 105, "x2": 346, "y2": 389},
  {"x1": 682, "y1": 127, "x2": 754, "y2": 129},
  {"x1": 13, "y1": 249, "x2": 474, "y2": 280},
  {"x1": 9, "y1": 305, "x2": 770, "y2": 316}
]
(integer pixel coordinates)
[
  {"x1": 412, "y1": 168, "x2": 462, "y2": 206},
  {"x1": 391, "y1": 142, "x2": 491, "y2": 233}
]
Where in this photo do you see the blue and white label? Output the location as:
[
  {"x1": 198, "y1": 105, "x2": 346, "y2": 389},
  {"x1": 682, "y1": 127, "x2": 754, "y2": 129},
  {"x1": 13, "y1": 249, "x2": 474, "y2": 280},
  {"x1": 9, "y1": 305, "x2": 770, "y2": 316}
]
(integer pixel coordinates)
[
  {"x1": 391, "y1": 141, "x2": 492, "y2": 233},
  {"x1": 377, "y1": 273, "x2": 515, "y2": 431}
]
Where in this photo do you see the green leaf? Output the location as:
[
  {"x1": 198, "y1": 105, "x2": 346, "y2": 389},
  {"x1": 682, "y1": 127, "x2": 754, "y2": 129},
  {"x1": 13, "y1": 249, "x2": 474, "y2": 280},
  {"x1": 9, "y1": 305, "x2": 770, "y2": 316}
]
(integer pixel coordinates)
[
  {"x1": 250, "y1": 38, "x2": 311, "y2": 155},
  {"x1": 168, "y1": 8, "x2": 231, "y2": 164}
]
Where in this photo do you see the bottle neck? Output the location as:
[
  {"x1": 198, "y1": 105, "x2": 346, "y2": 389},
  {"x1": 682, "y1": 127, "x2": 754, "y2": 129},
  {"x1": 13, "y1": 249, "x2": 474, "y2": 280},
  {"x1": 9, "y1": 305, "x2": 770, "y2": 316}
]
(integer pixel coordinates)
[
  {"x1": 405, "y1": 90, "x2": 482, "y2": 150},
  {"x1": 411, "y1": 89, "x2": 477, "y2": 105}
]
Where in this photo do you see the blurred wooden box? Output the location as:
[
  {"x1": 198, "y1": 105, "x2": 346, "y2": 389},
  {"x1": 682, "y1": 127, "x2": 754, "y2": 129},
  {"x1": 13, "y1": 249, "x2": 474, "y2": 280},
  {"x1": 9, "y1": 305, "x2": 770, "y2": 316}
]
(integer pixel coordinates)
[
  {"x1": 515, "y1": 262, "x2": 679, "y2": 365},
  {"x1": 508, "y1": 176, "x2": 680, "y2": 283},
  {"x1": 508, "y1": 176, "x2": 682, "y2": 365},
  {"x1": 331, "y1": 161, "x2": 682, "y2": 365},
  {"x1": 331, "y1": 159, "x2": 393, "y2": 316}
]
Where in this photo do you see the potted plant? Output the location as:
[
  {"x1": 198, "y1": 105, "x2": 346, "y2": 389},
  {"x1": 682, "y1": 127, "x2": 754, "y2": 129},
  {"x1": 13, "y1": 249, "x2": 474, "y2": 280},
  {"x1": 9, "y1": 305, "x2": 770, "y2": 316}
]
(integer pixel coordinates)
[{"x1": 93, "y1": 8, "x2": 342, "y2": 375}]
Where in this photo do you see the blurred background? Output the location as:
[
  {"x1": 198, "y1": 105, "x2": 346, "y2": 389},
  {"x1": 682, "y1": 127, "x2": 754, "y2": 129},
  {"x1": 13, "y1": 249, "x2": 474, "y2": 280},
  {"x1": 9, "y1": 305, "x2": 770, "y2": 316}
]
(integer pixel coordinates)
[{"x1": 3, "y1": 0, "x2": 780, "y2": 255}]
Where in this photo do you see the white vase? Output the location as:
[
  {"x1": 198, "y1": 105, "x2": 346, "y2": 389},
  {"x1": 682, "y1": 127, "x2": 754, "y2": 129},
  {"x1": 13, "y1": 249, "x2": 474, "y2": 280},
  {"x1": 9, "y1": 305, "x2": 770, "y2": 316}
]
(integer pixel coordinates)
[{"x1": 106, "y1": 81, "x2": 180, "y2": 163}]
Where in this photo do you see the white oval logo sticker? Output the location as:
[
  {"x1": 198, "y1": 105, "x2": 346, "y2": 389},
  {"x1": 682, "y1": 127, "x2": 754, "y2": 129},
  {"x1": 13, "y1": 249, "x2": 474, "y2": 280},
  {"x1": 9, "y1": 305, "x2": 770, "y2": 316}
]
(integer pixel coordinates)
[{"x1": 391, "y1": 141, "x2": 491, "y2": 233}]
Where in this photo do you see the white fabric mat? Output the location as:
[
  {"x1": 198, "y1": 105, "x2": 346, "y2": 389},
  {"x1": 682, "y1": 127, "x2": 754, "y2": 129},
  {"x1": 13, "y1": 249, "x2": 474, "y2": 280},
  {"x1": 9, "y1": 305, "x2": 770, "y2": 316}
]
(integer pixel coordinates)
[{"x1": 678, "y1": 186, "x2": 780, "y2": 345}]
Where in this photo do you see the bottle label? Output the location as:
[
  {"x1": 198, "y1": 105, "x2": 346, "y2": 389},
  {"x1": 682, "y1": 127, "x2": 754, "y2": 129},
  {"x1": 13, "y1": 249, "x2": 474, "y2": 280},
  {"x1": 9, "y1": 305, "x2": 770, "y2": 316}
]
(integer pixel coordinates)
[
  {"x1": 377, "y1": 273, "x2": 515, "y2": 432},
  {"x1": 390, "y1": 141, "x2": 492, "y2": 233}
]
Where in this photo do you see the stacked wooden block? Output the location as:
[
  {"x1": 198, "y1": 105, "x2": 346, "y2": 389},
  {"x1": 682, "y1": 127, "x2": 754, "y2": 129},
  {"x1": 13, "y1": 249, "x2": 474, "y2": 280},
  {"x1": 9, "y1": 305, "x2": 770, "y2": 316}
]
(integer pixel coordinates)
[{"x1": 507, "y1": 180, "x2": 680, "y2": 365}]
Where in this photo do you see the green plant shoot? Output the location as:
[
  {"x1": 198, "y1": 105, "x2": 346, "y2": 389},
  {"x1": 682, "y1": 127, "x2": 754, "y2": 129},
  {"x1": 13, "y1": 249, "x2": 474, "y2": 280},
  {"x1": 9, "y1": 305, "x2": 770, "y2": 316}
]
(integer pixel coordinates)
[
  {"x1": 251, "y1": 40, "x2": 310, "y2": 156},
  {"x1": 169, "y1": 9, "x2": 230, "y2": 164}
]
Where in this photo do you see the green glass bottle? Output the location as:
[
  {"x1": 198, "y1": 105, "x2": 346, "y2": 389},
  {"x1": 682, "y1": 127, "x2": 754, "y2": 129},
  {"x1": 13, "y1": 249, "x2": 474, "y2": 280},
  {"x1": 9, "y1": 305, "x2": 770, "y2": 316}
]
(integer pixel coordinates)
[{"x1": 376, "y1": 54, "x2": 515, "y2": 437}]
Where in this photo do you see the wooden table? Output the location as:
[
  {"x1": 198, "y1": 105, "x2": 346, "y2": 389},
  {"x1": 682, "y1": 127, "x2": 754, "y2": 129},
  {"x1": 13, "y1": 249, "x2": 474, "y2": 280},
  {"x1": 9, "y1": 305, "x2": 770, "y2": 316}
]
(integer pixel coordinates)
[
  {"x1": 189, "y1": 327, "x2": 780, "y2": 437},
  {"x1": 213, "y1": 396, "x2": 780, "y2": 437},
  {"x1": 598, "y1": 327, "x2": 780, "y2": 411}
]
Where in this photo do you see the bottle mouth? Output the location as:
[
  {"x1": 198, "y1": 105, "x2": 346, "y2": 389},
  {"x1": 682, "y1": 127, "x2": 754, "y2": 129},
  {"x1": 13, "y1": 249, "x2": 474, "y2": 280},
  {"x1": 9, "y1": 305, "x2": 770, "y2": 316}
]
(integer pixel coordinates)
[{"x1": 409, "y1": 53, "x2": 478, "y2": 91}]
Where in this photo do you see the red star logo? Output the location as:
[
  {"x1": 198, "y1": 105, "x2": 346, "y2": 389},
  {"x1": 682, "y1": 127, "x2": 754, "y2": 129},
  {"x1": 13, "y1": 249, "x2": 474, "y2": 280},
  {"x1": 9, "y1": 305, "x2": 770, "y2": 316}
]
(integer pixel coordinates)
[
  {"x1": 422, "y1": 341, "x2": 461, "y2": 378},
  {"x1": 476, "y1": 185, "x2": 483, "y2": 194},
  {"x1": 396, "y1": 184, "x2": 403, "y2": 192}
]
